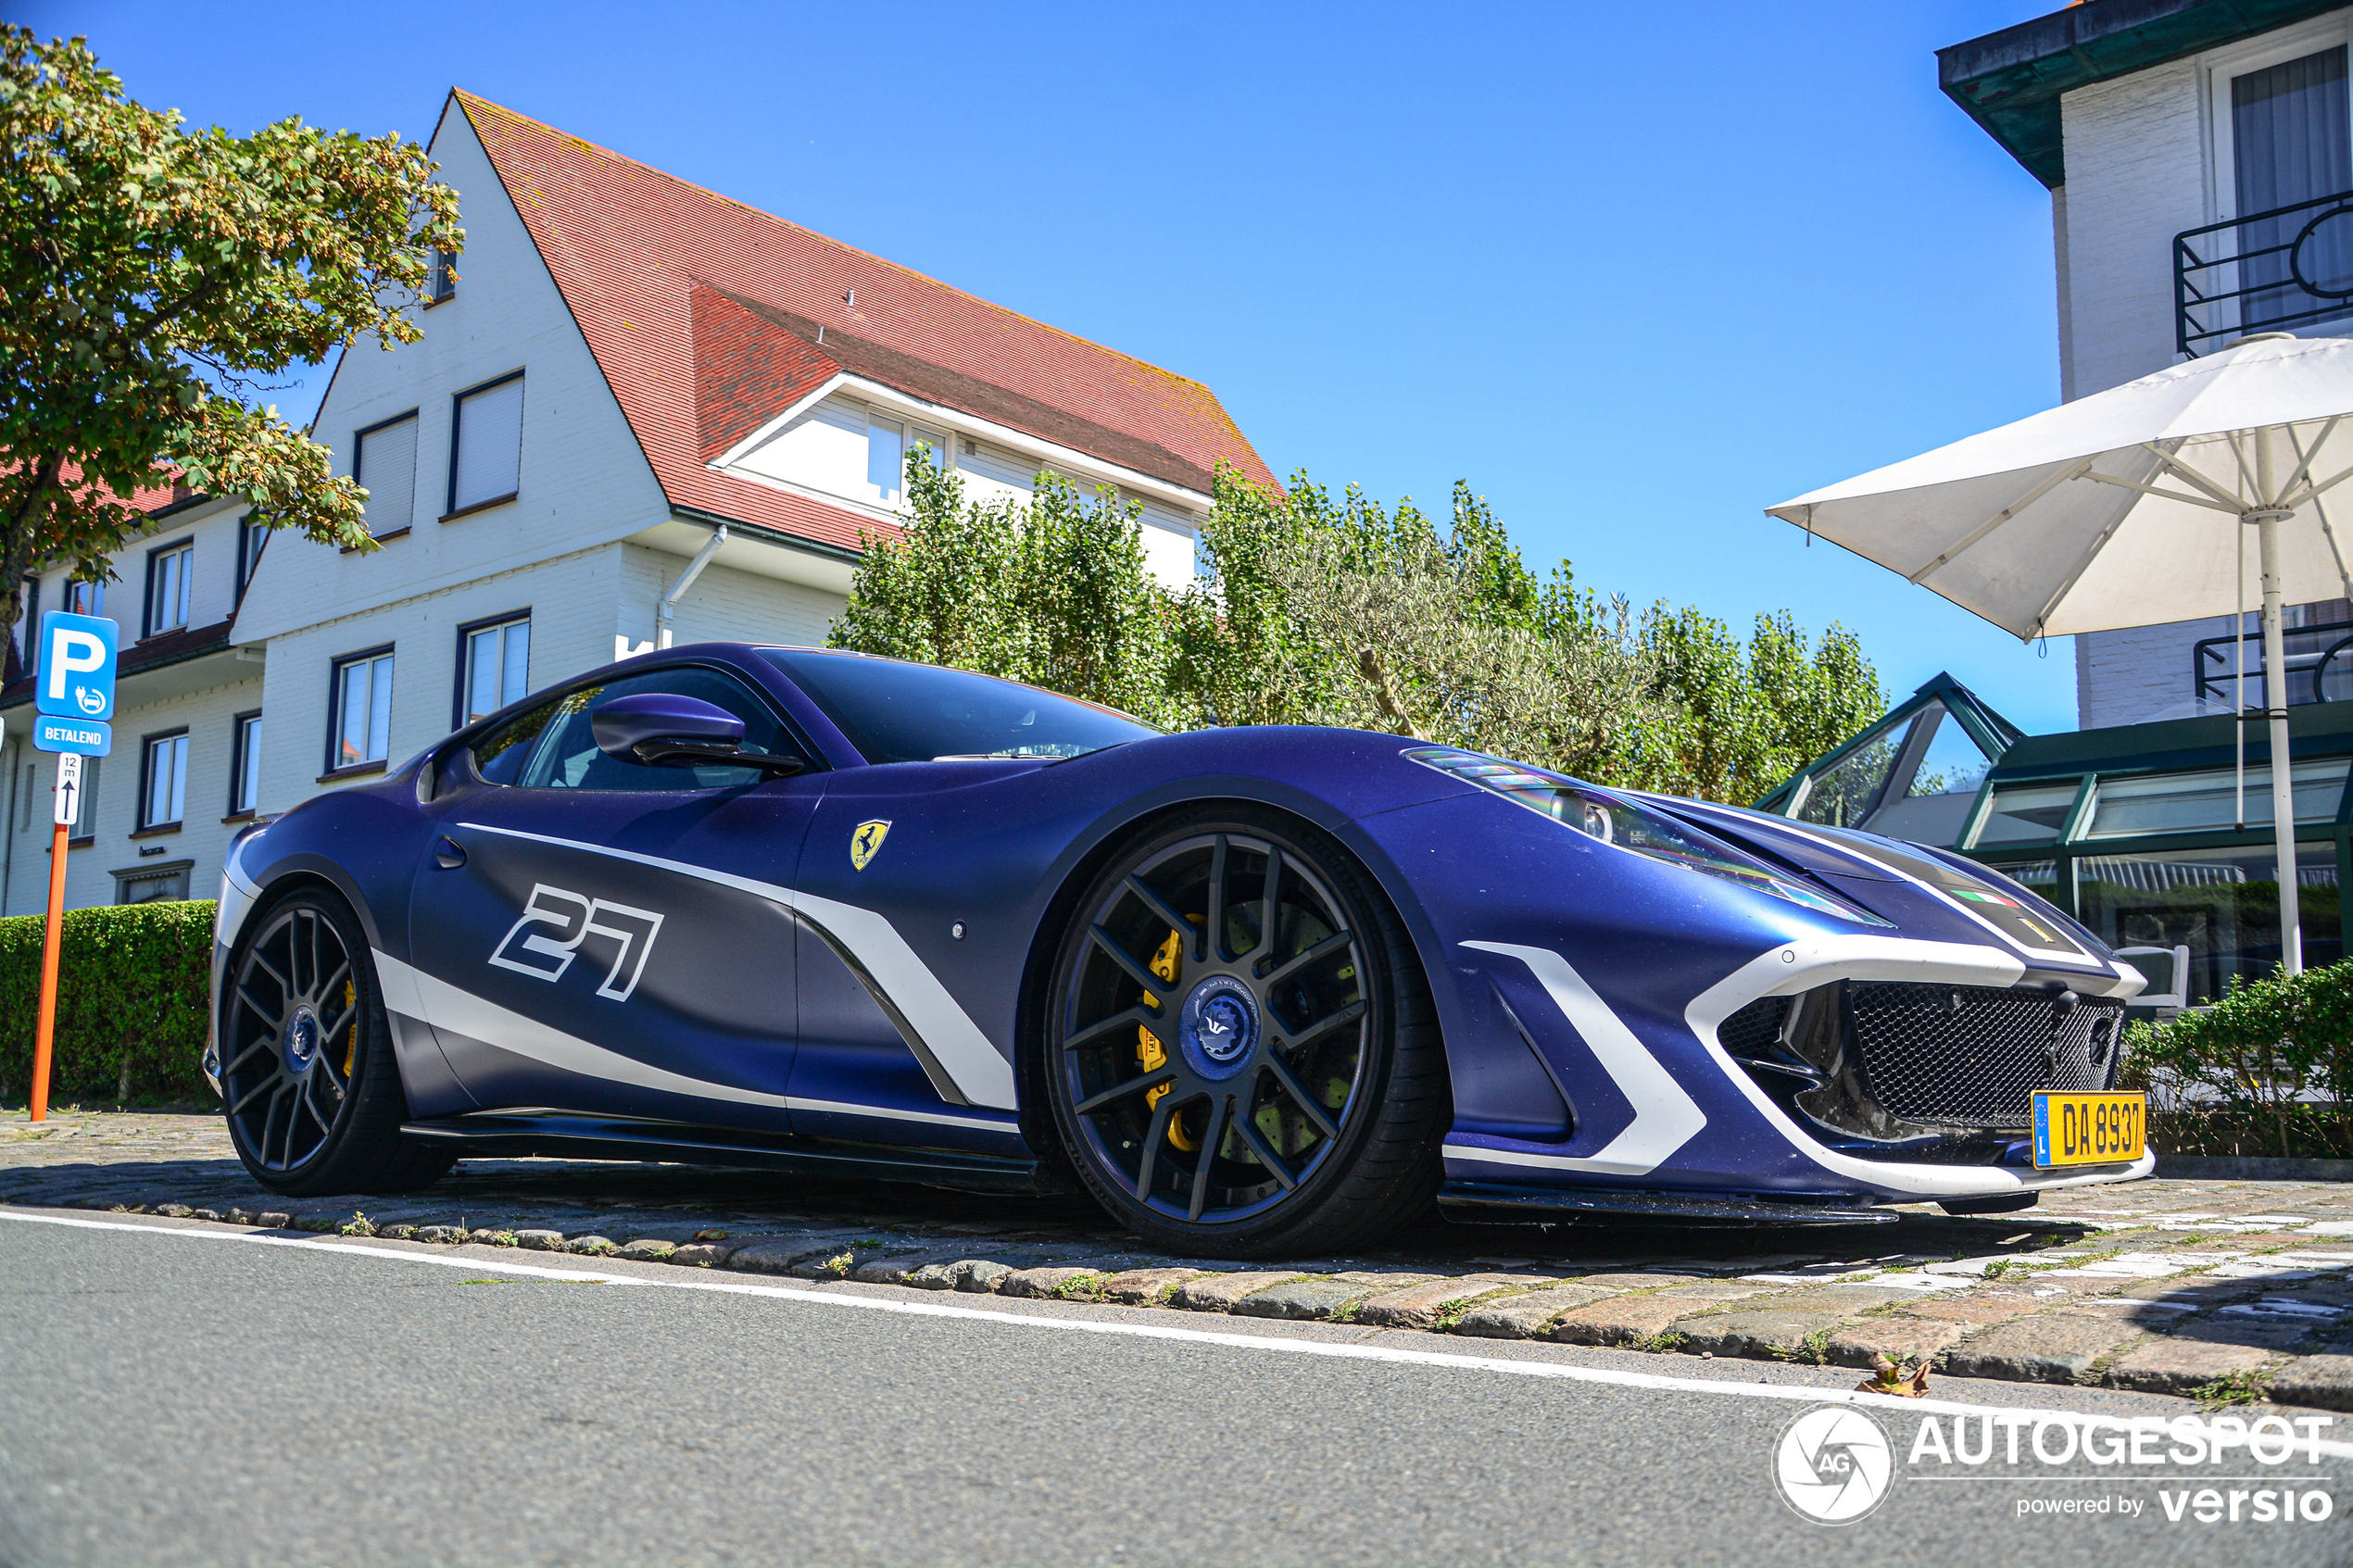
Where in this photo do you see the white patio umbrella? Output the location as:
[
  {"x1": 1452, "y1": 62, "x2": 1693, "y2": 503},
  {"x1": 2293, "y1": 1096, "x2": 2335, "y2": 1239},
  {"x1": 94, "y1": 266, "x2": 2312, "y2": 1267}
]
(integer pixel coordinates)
[{"x1": 1768, "y1": 332, "x2": 2353, "y2": 972}]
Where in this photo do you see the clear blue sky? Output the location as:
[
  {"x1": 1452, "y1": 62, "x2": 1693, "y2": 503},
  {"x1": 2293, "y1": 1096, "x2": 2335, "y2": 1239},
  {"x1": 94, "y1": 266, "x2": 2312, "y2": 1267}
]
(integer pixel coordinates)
[{"x1": 31, "y1": 0, "x2": 2083, "y2": 733}]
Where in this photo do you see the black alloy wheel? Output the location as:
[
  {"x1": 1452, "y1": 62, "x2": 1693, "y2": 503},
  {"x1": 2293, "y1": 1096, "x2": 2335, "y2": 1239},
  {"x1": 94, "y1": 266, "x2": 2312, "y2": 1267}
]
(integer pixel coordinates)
[
  {"x1": 221, "y1": 889, "x2": 453, "y2": 1196},
  {"x1": 1043, "y1": 808, "x2": 1445, "y2": 1257}
]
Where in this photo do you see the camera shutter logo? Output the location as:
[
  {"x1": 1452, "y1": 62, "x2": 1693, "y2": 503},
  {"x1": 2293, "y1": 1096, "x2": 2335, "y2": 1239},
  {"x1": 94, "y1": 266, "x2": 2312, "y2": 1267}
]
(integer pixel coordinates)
[{"x1": 1772, "y1": 1406, "x2": 1894, "y2": 1524}]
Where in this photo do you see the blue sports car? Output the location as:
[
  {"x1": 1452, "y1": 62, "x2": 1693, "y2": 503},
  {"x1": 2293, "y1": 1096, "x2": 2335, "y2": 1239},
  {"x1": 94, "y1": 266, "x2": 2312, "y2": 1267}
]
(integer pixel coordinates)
[{"x1": 206, "y1": 644, "x2": 2151, "y2": 1257}]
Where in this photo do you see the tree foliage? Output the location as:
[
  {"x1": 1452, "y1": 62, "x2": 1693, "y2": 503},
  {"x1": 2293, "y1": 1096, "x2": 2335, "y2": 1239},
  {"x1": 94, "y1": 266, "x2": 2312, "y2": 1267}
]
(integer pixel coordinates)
[
  {"x1": 0, "y1": 29, "x2": 461, "y2": 630},
  {"x1": 830, "y1": 452, "x2": 1185, "y2": 726},
  {"x1": 832, "y1": 455, "x2": 1886, "y2": 806}
]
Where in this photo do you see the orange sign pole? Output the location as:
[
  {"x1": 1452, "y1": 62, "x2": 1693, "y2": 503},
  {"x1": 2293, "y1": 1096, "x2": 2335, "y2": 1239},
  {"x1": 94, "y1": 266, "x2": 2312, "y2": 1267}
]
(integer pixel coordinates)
[{"x1": 29, "y1": 756, "x2": 77, "y2": 1123}]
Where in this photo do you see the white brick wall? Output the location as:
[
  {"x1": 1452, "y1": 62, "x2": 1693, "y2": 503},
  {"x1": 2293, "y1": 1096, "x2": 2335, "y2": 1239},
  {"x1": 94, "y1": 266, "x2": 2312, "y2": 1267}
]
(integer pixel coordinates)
[
  {"x1": 2057, "y1": 57, "x2": 2208, "y2": 397},
  {"x1": 2055, "y1": 16, "x2": 2353, "y2": 730},
  {"x1": 2075, "y1": 611, "x2": 2241, "y2": 728}
]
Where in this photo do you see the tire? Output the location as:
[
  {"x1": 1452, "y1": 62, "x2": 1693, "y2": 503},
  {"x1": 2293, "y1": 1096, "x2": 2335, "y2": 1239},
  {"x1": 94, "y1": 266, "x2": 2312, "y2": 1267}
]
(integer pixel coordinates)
[
  {"x1": 220, "y1": 886, "x2": 455, "y2": 1197},
  {"x1": 1041, "y1": 806, "x2": 1446, "y2": 1258}
]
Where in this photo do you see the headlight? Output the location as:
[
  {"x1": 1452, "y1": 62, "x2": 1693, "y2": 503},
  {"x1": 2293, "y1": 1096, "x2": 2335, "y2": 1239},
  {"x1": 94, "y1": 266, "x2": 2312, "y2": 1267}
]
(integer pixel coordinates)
[{"x1": 1404, "y1": 747, "x2": 1887, "y2": 924}]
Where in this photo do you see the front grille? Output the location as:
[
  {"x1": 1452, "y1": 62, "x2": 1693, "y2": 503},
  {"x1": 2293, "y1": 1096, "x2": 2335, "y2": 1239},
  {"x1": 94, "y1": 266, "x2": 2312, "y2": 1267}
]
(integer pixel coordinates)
[
  {"x1": 1717, "y1": 996, "x2": 1792, "y2": 1064},
  {"x1": 1849, "y1": 983, "x2": 2122, "y2": 1127}
]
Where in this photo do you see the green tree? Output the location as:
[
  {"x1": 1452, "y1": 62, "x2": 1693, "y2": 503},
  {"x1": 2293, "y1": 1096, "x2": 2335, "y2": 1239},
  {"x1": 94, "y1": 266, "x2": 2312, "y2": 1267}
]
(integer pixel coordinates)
[
  {"x1": 1642, "y1": 606, "x2": 1885, "y2": 804},
  {"x1": 835, "y1": 454, "x2": 1884, "y2": 806},
  {"x1": 831, "y1": 451, "x2": 1182, "y2": 724},
  {"x1": 0, "y1": 29, "x2": 461, "y2": 632}
]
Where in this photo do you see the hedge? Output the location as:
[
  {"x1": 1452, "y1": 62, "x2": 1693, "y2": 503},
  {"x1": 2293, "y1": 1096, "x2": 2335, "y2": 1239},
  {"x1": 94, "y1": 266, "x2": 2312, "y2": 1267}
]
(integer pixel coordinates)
[
  {"x1": 0, "y1": 899, "x2": 216, "y2": 1106},
  {"x1": 2123, "y1": 958, "x2": 2353, "y2": 1160}
]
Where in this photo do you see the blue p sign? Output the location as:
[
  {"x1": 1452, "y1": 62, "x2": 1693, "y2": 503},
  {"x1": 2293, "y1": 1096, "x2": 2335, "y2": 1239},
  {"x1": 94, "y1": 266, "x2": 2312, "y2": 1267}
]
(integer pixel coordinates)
[{"x1": 36, "y1": 611, "x2": 117, "y2": 722}]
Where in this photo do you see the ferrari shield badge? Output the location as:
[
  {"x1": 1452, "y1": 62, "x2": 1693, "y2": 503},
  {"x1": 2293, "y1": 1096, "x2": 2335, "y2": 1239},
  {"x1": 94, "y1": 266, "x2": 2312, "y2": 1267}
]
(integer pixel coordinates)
[{"x1": 849, "y1": 820, "x2": 892, "y2": 872}]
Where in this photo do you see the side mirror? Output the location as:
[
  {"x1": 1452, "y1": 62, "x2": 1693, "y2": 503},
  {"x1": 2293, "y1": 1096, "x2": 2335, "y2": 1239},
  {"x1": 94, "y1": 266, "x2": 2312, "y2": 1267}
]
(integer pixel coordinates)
[{"x1": 590, "y1": 693, "x2": 803, "y2": 775}]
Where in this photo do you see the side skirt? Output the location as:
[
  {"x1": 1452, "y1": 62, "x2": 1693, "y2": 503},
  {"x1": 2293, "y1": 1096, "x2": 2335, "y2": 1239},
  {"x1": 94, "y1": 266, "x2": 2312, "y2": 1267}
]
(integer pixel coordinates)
[
  {"x1": 399, "y1": 1113, "x2": 1054, "y2": 1195},
  {"x1": 1438, "y1": 1179, "x2": 1899, "y2": 1226}
]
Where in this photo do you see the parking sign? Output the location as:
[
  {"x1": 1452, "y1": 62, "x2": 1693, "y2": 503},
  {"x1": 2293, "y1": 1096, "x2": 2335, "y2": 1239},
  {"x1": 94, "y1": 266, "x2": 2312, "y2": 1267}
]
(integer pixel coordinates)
[{"x1": 35, "y1": 610, "x2": 118, "y2": 722}]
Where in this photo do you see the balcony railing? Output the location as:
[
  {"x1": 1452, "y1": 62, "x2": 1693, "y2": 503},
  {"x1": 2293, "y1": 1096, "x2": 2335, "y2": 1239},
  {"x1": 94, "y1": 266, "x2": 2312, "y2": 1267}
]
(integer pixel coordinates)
[
  {"x1": 2192, "y1": 617, "x2": 2353, "y2": 710},
  {"x1": 2175, "y1": 188, "x2": 2353, "y2": 356}
]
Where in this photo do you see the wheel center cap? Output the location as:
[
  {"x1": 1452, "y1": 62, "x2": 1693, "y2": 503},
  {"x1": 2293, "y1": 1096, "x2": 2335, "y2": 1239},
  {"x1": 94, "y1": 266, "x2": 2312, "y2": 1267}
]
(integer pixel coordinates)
[
  {"x1": 286, "y1": 1007, "x2": 321, "y2": 1071},
  {"x1": 1179, "y1": 974, "x2": 1258, "y2": 1075}
]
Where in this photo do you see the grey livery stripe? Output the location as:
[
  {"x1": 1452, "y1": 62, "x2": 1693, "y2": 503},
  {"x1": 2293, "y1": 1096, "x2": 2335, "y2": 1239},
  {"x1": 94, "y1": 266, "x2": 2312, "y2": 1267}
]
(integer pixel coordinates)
[
  {"x1": 456, "y1": 822, "x2": 1020, "y2": 1110},
  {"x1": 373, "y1": 949, "x2": 1013, "y2": 1132}
]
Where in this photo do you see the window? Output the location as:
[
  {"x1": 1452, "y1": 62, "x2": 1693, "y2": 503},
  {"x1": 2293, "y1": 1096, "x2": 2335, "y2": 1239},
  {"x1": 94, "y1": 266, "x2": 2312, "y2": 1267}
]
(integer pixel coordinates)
[
  {"x1": 2231, "y1": 45, "x2": 2351, "y2": 327},
  {"x1": 1971, "y1": 782, "x2": 2082, "y2": 847},
  {"x1": 114, "y1": 861, "x2": 191, "y2": 904},
  {"x1": 2083, "y1": 758, "x2": 2351, "y2": 839},
  {"x1": 356, "y1": 412, "x2": 419, "y2": 538},
  {"x1": 235, "y1": 516, "x2": 268, "y2": 602},
  {"x1": 2077, "y1": 844, "x2": 2341, "y2": 1006},
  {"x1": 448, "y1": 373, "x2": 524, "y2": 516},
  {"x1": 140, "y1": 730, "x2": 188, "y2": 829},
  {"x1": 865, "y1": 414, "x2": 944, "y2": 503},
  {"x1": 328, "y1": 648, "x2": 395, "y2": 773},
  {"x1": 145, "y1": 540, "x2": 193, "y2": 636},
  {"x1": 510, "y1": 666, "x2": 803, "y2": 793},
  {"x1": 66, "y1": 579, "x2": 103, "y2": 617},
  {"x1": 229, "y1": 711, "x2": 261, "y2": 817},
  {"x1": 761, "y1": 648, "x2": 1157, "y2": 763},
  {"x1": 15, "y1": 575, "x2": 36, "y2": 678},
  {"x1": 457, "y1": 615, "x2": 531, "y2": 726},
  {"x1": 69, "y1": 756, "x2": 98, "y2": 843},
  {"x1": 426, "y1": 247, "x2": 457, "y2": 305}
]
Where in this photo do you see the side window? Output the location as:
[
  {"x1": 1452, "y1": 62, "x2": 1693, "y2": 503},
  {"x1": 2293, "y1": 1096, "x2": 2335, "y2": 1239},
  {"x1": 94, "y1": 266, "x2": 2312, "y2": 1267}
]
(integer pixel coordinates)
[
  {"x1": 504, "y1": 667, "x2": 802, "y2": 793},
  {"x1": 470, "y1": 698, "x2": 559, "y2": 787}
]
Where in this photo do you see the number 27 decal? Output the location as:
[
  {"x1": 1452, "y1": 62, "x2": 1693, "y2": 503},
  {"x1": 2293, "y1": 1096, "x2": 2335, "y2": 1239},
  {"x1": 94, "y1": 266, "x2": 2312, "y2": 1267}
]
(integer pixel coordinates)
[{"x1": 488, "y1": 883, "x2": 665, "y2": 1001}]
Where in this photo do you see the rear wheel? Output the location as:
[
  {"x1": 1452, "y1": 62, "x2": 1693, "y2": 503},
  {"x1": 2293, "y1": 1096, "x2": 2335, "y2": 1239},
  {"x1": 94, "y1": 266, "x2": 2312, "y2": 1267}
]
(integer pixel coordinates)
[
  {"x1": 1042, "y1": 808, "x2": 1445, "y2": 1258},
  {"x1": 220, "y1": 888, "x2": 453, "y2": 1197}
]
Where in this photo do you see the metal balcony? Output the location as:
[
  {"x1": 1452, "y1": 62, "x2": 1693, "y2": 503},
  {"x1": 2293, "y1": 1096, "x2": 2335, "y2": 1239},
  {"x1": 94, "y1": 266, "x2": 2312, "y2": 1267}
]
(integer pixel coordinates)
[
  {"x1": 2192, "y1": 617, "x2": 2353, "y2": 710},
  {"x1": 2174, "y1": 188, "x2": 2353, "y2": 357}
]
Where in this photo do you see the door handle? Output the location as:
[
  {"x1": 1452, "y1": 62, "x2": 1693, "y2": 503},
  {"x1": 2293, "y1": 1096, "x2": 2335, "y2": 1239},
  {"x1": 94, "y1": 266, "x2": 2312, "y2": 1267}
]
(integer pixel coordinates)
[{"x1": 434, "y1": 837, "x2": 467, "y2": 870}]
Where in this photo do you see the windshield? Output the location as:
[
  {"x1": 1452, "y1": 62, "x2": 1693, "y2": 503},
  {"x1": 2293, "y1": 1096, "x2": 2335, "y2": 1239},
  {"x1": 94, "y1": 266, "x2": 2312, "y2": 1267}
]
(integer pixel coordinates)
[{"x1": 761, "y1": 649, "x2": 1159, "y2": 764}]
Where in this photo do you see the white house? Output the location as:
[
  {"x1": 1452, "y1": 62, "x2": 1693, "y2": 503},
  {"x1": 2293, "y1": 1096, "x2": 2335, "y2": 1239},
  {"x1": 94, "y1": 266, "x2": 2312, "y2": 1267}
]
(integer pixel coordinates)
[
  {"x1": 0, "y1": 91, "x2": 1274, "y2": 915},
  {"x1": 1943, "y1": 0, "x2": 2353, "y2": 728}
]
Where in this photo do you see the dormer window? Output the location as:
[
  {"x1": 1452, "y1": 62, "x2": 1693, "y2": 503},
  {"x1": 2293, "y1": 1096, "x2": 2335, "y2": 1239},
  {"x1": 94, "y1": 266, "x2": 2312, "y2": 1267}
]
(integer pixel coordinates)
[{"x1": 145, "y1": 539, "x2": 193, "y2": 636}]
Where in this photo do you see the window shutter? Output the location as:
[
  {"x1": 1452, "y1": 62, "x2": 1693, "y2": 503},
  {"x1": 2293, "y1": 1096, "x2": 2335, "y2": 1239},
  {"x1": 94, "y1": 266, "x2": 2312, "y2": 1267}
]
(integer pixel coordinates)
[
  {"x1": 359, "y1": 418, "x2": 418, "y2": 536},
  {"x1": 452, "y1": 379, "x2": 524, "y2": 512}
]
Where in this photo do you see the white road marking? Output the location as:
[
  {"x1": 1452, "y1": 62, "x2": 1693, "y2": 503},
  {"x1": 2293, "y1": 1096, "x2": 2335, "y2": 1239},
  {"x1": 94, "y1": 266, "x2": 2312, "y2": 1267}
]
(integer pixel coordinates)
[{"x1": 7, "y1": 1207, "x2": 2344, "y2": 1455}]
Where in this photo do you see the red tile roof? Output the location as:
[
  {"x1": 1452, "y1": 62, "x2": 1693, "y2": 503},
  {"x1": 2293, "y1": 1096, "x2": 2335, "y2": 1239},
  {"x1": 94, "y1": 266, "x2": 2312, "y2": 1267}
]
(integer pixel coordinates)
[{"x1": 454, "y1": 93, "x2": 1274, "y2": 553}]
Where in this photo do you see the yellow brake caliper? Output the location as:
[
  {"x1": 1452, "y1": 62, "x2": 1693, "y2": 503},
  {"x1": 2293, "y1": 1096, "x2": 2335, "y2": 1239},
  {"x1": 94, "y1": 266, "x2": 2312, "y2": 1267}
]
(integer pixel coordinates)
[
  {"x1": 343, "y1": 980, "x2": 359, "y2": 1077},
  {"x1": 1137, "y1": 927, "x2": 1196, "y2": 1151}
]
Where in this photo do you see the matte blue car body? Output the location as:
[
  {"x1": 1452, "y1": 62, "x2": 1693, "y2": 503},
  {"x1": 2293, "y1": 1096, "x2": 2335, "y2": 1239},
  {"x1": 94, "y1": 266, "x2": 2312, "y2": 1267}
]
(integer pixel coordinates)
[{"x1": 207, "y1": 643, "x2": 2153, "y2": 1216}]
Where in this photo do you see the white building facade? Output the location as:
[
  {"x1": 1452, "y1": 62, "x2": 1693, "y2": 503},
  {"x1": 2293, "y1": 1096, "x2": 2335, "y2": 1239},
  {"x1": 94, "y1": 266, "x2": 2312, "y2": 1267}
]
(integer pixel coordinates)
[
  {"x1": 1944, "y1": 0, "x2": 2353, "y2": 728},
  {"x1": 0, "y1": 91, "x2": 1271, "y2": 914}
]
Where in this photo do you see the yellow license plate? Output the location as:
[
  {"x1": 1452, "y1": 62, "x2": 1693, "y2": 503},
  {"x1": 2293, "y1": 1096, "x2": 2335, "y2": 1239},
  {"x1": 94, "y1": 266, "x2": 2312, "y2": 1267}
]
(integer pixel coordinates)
[{"x1": 2032, "y1": 1090, "x2": 2146, "y2": 1168}]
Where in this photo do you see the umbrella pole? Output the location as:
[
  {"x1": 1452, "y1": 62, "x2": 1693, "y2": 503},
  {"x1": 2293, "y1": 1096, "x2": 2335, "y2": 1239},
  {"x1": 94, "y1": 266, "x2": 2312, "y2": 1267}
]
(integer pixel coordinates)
[{"x1": 2255, "y1": 438, "x2": 2304, "y2": 974}]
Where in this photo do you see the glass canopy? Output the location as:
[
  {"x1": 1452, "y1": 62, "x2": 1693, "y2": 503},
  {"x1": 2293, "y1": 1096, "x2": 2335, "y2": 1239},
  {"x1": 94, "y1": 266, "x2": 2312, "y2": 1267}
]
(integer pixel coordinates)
[{"x1": 1756, "y1": 673, "x2": 2353, "y2": 1010}]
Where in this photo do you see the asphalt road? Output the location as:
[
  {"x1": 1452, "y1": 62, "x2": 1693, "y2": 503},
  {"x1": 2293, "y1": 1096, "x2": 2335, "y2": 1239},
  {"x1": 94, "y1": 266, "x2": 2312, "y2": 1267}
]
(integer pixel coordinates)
[{"x1": 2, "y1": 1215, "x2": 2347, "y2": 1568}]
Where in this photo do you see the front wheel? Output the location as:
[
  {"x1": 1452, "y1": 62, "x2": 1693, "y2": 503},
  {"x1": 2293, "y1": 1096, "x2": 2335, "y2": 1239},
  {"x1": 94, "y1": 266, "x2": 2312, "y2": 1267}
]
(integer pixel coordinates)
[
  {"x1": 1042, "y1": 808, "x2": 1446, "y2": 1258},
  {"x1": 220, "y1": 888, "x2": 454, "y2": 1197}
]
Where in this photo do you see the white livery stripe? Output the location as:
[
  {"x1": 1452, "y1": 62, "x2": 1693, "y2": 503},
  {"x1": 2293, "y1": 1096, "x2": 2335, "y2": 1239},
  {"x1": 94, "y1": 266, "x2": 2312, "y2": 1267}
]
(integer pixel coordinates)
[
  {"x1": 374, "y1": 949, "x2": 1013, "y2": 1133},
  {"x1": 457, "y1": 822, "x2": 1019, "y2": 1110},
  {"x1": 1459, "y1": 941, "x2": 1706, "y2": 1175}
]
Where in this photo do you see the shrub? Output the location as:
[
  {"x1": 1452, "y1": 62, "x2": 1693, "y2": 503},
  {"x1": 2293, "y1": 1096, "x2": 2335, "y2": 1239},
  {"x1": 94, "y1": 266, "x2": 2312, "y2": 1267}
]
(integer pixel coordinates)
[
  {"x1": 0, "y1": 899, "x2": 216, "y2": 1104},
  {"x1": 2122, "y1": 959, "x2": 2353, "y2": 1159}
]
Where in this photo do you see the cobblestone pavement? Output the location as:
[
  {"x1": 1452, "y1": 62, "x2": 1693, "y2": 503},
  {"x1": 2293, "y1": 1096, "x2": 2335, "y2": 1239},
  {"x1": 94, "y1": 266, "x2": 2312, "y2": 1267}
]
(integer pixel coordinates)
[{"x1": 10, "y1": 1108, "x2": 2353, "y2": 1412}]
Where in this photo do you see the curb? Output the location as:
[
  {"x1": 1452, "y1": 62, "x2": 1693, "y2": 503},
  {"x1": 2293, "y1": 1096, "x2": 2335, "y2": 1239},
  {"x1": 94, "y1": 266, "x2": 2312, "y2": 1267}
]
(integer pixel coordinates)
[{"x1": 2154, "y1": 1155, "x2": 2353, "y2": 1182}]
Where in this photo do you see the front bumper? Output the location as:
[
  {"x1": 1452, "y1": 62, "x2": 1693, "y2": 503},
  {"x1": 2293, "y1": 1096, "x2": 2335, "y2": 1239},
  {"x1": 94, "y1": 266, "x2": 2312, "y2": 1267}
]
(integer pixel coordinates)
[{"x1": 1441, "y1": 933, "x2": 2154, "y2": 1207}]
